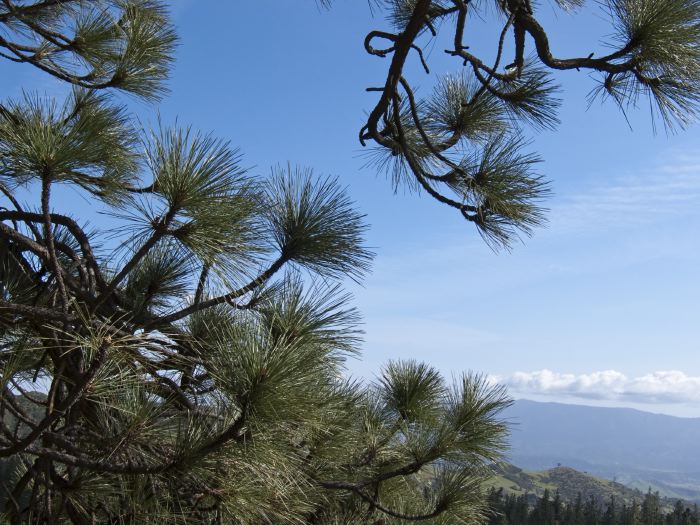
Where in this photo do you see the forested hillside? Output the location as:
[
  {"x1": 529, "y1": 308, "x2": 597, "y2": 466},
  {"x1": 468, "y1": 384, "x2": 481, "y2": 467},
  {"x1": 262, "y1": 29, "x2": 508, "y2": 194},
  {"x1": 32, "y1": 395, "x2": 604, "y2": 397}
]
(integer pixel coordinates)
[{"x1": 489, "y1": 464, "x2": 662, "y2": 505}]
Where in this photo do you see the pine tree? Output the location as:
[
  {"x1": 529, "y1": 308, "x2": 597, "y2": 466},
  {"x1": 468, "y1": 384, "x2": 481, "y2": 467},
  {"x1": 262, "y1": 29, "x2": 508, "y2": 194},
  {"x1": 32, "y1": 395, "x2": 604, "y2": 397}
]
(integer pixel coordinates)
[
  {"x1": 641, "y1": 490, "x2": 663, "y2": 525},
  {"x1": 349, "y1": 0, "x2": 700, "y2": 249},
  {"x1": 623, "y1": 500, "x2": 642, "y2": 525},
  {"x1": 0, "y1": 2, "x2": 513, "y2": 523},
  {"x1": 666, "y1": 500, "x2": 685, "y2": 525},
  {"x1": 532, "y1": 488, "x2": 556, "y2": 525},
  {"x1": 571, "y1": 493, "x2": 586, "y2": 525},
  {"x1": 508, "y1": 494, "x2": 530, "y2": 524},
  {"x1": 603, "y1": 495, "x2": 620, "y2": 525},
  {"x1": 584, "y1": 495, "x2": 601, "y2": 525},
  {"x1": 487, "y1": 488, "x2": 510, "y2": 525},
  {"x1": 3, "y1": 0, "x2": 700, "y2": 522},
  {"x1": 553, "y1": 490, "x2": 564, "y2": 524}
]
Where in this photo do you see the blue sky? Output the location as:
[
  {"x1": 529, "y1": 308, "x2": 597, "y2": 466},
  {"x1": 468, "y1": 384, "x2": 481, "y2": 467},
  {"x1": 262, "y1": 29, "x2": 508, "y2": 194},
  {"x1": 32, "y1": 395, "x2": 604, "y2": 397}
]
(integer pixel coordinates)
[{"x1": 2, "y1": 1, "x2": 699, "y2": 416}]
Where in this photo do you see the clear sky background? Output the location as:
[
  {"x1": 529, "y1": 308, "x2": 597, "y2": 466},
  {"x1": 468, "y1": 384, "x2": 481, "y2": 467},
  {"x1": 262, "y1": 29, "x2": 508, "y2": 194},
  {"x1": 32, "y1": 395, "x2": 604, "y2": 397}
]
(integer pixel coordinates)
[{"x1": 1, "y1": 1, "x2": 699, "y2": 416}]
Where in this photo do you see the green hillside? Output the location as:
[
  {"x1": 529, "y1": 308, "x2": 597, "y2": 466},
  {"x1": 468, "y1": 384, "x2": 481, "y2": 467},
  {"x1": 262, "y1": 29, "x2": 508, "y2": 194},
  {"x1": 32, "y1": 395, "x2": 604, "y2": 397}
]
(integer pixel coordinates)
[{"x1": 486, "y1": 464, "x2": 689, "y2": 510}]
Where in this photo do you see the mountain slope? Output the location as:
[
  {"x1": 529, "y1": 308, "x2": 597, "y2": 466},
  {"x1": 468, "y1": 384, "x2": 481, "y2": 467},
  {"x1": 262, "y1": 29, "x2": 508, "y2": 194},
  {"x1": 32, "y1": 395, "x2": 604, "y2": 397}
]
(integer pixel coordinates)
[
  {"x1": 501, "y1": 400, "x2": 700, "y2": 501},
  {"x1": 489, "y1": 464, "x2": 657, "y2": 505}
]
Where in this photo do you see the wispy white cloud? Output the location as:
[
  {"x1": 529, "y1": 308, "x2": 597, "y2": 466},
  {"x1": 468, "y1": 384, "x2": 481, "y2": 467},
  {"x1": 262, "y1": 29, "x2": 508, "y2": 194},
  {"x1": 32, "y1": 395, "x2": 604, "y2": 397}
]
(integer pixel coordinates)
[
  {"x1": 550, "y1": 153, "x2": 700, "y2": 233},
  {"x1": 495, "y1": 369, "x2": 700, "y2": 404}
]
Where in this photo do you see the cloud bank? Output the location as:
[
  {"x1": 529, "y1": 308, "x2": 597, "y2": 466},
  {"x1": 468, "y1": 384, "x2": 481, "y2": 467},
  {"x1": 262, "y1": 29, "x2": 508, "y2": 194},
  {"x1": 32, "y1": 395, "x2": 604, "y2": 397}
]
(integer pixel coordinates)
[{"x1": 495, "y1": 369, "x2": 700, "y2": 404}]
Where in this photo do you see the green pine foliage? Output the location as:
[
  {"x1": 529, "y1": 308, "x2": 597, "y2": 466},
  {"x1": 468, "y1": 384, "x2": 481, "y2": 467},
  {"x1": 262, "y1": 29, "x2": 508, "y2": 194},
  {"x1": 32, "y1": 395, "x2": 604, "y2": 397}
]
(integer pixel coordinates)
[
  {"x1": 0, "y1": 1, "x2": 513, "y2": 523},
  {"x1": 2, "y1": 0, "x2": 700, "y2": 522},
  {"x1": 354, "y1": 0, "x2": 700, "y2": 248}
]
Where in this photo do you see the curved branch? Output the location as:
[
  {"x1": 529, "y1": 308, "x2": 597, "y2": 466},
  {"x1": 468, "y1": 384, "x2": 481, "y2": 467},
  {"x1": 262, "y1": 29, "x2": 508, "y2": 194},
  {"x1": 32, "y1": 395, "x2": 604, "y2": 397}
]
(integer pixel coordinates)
[
  {"x1": 0, "y1": 343, "x2": 108, "y2": 458},
  {"x1": 40, "y1": 176, "x2": 69, "y2": 310},
  {"x1": 0, "y1": 0, "x2": 80, "y2": 23},
  {"x1": 390, "y1": 94, "x2": 477, "y2": 217},
  {"x1": 0, "y1": 210, "x2": 106, "y2": 292},
  {"x1": 520, "y1": 11, "x2": 637, "y2": 73},
  {"x1": 150, "y1": 254, "x2": 288, "y2": 326},
  {"x1": 364, "y1": 0, "x2": 433, "y2": 145}
]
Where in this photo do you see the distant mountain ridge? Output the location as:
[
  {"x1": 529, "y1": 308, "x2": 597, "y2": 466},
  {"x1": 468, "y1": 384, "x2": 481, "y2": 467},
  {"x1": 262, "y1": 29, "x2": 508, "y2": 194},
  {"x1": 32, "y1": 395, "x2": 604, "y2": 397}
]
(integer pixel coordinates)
[{"x1": 502, "y1": 400, "x2": 700, "y2": 501}]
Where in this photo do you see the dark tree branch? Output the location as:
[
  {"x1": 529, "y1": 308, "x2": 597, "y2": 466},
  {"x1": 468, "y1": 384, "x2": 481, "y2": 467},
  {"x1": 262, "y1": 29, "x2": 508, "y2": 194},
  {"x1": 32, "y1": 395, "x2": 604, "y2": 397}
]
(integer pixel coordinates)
[
  {"x1": 40, "y1": 176, "x2": 69, "y2": 310},
  {"x1": 0, "y1": 343, "x2": 108, "y2": 458},
  {"x1": 151, "y1": 254, "x2": 288, "y2": 326}
]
